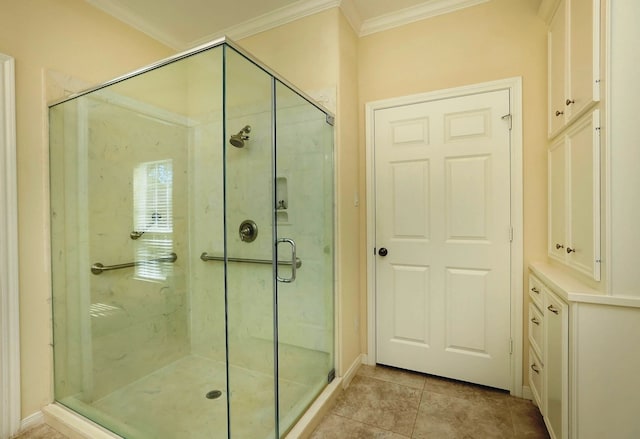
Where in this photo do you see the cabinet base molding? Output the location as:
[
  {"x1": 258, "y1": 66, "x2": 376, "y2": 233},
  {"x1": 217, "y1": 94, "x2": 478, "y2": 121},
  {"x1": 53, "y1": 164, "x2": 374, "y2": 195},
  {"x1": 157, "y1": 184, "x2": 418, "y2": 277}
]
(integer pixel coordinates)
[{"x1": 521, "y1": 385, "x2": 534, "y2": 402}]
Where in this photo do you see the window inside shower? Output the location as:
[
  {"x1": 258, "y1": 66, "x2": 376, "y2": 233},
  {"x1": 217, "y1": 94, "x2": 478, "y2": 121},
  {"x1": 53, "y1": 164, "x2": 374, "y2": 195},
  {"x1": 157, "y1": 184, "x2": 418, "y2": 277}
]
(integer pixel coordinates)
[{"x1": 132, "y1": 159, "x2": 173, "y2": 281}]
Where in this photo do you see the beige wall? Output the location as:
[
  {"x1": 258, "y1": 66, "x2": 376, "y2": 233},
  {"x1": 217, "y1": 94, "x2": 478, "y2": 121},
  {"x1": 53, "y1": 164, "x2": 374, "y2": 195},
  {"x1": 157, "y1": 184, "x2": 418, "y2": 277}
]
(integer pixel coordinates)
[
  {"x1": 240, "y1": 9, "x2": 339, "y2": 93},
  {"x1": 336, "y1": 12, "x2": 361, "y2": 375},
  {"x1": 0, "y1": 0, "x2": 173, "y2": 418},
  {"x1": 357, "y1": 0, "x2": 548, "y2": 378}
]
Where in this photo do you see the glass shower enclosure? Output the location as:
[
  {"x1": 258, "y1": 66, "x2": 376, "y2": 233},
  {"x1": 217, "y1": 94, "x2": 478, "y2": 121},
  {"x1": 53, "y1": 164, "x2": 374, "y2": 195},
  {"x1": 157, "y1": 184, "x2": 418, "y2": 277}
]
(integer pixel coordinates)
[{"x1": 49, "y1": 39, "x2": 334, "y2": 438}]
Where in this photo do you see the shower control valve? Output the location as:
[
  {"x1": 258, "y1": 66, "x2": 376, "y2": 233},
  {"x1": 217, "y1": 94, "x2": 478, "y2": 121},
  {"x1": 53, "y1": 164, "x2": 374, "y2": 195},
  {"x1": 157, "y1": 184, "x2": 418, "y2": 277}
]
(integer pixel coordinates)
[{"x1": 239, "y1": 220, "x2": 258, "y2": 243}]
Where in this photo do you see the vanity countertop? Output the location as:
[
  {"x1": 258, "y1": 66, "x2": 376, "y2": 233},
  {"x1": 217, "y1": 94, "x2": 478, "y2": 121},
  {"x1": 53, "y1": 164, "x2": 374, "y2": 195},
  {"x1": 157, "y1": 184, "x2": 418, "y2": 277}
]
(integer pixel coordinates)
[{"x1": 529, "y1": 262, "x2": 640, "y2": 308}]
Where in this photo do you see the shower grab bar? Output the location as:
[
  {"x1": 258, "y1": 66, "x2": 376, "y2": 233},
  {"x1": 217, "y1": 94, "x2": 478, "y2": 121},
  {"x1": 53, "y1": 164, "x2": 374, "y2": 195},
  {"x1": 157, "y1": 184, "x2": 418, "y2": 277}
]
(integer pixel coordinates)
[
  {"x1": 91, "y1": 252, "x2": 177, "y2": 275},
  {"x1": 199, "y1": 252, "x2": 302, "y2": 269}
]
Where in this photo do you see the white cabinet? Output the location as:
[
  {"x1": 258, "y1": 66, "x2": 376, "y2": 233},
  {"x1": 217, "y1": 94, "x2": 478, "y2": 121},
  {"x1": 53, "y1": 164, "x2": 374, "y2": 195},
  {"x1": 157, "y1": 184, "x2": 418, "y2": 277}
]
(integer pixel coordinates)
[
  {"x1": 548, "y1": 136, "x2": 566, "y2": 261},
  {"x1": 528, "y1": 278, "x2": 545, "y2": 410},
  {"x1": 543, "y1": 290, "x2": 569, "y2": 439},
  {"x1": 528, "y1": 347, "x2": 544, "y2": 410},
  {"x1": 529, "y1": 263, "x2": 640, "y2": 439},
  {"x1": 528, "y1": 274, "x2": 569, "y2": 439},
  {"x1": 548, "y1": 0, "x2": 601, "y2": 138},
  {"x1": 548, "y1": 0, "x2": 566, "y2": 136},
  {"x1": 548, "y1": 109, "x2": 601, "y2": 280}
]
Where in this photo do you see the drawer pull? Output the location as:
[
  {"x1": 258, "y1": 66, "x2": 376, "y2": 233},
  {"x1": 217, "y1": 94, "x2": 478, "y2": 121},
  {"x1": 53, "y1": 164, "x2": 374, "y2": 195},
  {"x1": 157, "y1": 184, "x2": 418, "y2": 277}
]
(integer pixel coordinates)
[
  {"x1": 566, "y1": 98, "x2": 575, "y2": 106},
  {"x1": 531, "y1": 363, "x2": 540, "y2": 374},
  {"x1": 531, "y1": 316, "x2": 540, "y2": 325},
  {"x1": 547, "y1": 305, "x2": 560, "y2": 315},
  {"x1": 531, "y1": 287, "x2": 540, "y2": 294},
  {"x1": 566, "y1": 247, "x2": 576, "y2": 254},
  {"x1": 555, "y1": 243, "x2": 564, "y2": 250}
]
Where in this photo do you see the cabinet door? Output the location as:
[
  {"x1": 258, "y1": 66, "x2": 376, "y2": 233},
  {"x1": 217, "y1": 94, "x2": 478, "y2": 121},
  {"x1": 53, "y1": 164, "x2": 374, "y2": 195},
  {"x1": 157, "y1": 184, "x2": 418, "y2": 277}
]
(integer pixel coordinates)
[
  {"x1": 544, "y1": 291, "x2": 568, "y2": 439},
  {"x1": 549, "y1": 0, "x2": 567, "y2": 137},
  {"x1": 548, "y1": 137, "x2": 566, "y2": 262},
  {"x1": 566, "y1": 0, "x2": 600, "y2": 122},
  {"x1": 567, "y1": 110, "x2": 600, "y2": 280},
  {"x1": 529, "y1": 347, "x2": 544, "y2": 411}
]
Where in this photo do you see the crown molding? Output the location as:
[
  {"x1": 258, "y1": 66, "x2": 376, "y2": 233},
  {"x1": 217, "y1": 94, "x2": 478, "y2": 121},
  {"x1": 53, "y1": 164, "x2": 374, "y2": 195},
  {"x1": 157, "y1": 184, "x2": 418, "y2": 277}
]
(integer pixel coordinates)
[
  {"x1": 87, "y1": 0, "x2": 494, "y2": 49},
  {"x1": 187, "y1": 0, "x2": 340, "y2": 48},
  {"x1": 359, "y1": 0, "x2": 490, "y2": 37},
  {"x1": 85, "y1": 0, "x2": 185, "y2": 49},
  {"x1": 87, "y1": 0, "x2": 342, "y2": 51},
  {"x1": 338, "y1": 0, "x2": 363, "y2": 34}
]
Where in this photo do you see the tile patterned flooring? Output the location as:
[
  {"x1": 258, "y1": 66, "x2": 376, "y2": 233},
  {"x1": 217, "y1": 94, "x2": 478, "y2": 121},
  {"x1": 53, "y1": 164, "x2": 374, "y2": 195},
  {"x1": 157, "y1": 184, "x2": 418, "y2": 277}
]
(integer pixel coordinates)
[
  {"x1": 12, "y1": 365, "x2": 549, "y2": 439},
  {"x1": 11, "y1": 424, "x2": 68, "y2": 439},
  {"x1": 310, "y1": 364, "x2": 550, "y2": 439}
]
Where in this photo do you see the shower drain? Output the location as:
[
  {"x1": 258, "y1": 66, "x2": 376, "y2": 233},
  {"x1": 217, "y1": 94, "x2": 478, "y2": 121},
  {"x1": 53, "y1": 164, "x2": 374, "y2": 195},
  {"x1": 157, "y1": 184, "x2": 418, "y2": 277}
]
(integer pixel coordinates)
[{"x1": 206, "y1": 390, "x2": 223, "y2": 400}]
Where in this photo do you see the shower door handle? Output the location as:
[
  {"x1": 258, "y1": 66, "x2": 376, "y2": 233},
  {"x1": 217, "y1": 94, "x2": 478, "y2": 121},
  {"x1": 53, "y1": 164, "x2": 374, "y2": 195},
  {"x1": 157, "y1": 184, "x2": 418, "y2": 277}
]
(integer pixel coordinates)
[{"x1": 276, "y1": 238, "x2": 297, "y2": 283}]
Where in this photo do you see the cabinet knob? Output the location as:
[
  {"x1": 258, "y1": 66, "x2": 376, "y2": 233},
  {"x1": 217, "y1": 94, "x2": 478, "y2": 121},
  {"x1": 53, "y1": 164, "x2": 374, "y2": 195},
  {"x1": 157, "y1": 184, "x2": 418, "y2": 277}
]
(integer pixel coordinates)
[
  {"x1": 566, "y1": 247, "x2": 575, "y2": 254},
  {"x1": 547, "y1": 304, "x2": 560, "y2": 315},
  {"x1": 555, "y1": 243, "x2": 564, "y2": 250},
  {"x1": 531, "y1": 363, "x2": 540, "y2": 374},
  {"x1": 531, "y1": 287, "x2": 540, "y2": 294},
  {"x1": 531, "y1": 317, "x2": 540, "y2": 326},
  {"x1": 555, "y1": 110, "x2": 564, "y2": 117},
  {"x1": 566, "y1": 98, "x2": 575, "y2": 106}
]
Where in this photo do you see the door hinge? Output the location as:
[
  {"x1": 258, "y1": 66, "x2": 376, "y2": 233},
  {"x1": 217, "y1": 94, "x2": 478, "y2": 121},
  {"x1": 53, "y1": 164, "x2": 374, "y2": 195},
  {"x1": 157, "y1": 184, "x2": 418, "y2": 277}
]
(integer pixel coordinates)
[
  {"x1": 509, "y1": 338, "x2": 513, "y2": 355},
  {"x1": 509, "y1": 226, "x2": 513, "y2": 242},
  {"x1": 501, "y1": 113, "x2": 512, "y2": 130}
]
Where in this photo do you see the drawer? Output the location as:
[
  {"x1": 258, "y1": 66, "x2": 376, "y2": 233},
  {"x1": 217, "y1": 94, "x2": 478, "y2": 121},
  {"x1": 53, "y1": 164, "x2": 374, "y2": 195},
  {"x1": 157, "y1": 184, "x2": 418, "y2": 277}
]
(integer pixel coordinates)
[
  {"x1": 528, "y1": 275, "x2": 544, "y2": 310},
  {"x1": 528, "y1": 303, "x2": 544, "y2": 360},
  {"x1": 529, "y1": 348, "x2": 544, "y2": 411}
]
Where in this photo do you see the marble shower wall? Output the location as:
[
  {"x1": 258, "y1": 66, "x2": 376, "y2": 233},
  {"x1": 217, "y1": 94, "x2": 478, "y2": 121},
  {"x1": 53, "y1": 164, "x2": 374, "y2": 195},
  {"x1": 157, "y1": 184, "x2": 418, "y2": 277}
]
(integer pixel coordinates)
[
  {"x1": 50, "y1": 95, "x2": 192, "y2": 402},
  {"x1": 187, "y1": 94, "x2": 334, "y2": 374}
]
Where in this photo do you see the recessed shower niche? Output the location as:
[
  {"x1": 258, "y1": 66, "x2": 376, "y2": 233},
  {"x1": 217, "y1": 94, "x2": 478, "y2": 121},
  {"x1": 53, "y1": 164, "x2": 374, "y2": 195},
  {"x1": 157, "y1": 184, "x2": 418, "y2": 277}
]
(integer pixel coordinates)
[
  {"x1": 48, "y1": 38, "x2": 334, "y2": 439},
  {"x1": 276, "y1": 176, "x2": 289, "y2": 224}
]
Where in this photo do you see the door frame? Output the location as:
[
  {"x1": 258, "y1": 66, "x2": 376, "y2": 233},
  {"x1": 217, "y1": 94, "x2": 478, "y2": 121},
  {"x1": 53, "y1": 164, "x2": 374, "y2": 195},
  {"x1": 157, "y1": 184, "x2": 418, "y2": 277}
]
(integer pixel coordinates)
[
  {"x1": 0, "y1": 53, "x2": 21, "y2": 437},
  {"x1": 364, "y1": 77, "x2": 524, "y2": 396}
]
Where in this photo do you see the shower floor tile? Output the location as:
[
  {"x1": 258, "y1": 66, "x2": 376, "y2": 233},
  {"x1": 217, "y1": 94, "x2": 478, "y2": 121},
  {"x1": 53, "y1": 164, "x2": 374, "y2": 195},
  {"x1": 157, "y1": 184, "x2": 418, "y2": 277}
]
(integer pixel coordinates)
[
  {"x1": 11, "y1": 424, "x2": 69, "y2": 439},
  {"x1": 86, "y1": 355, "x2": 312, "y2": 439}
]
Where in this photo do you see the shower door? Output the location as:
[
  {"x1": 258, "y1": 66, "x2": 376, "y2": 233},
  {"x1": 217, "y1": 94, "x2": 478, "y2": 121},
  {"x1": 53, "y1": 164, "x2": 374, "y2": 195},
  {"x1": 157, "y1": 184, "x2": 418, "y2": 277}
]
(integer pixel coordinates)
[
  {"x1": 223, "y1": 47, "x2": 335, "y2": 437},
  {"x1": 274, "y1": 81, "x2": 335, "y2": 435},
  {"x1": 223, "y1": 46, "x2": 278, "y2": 437}
]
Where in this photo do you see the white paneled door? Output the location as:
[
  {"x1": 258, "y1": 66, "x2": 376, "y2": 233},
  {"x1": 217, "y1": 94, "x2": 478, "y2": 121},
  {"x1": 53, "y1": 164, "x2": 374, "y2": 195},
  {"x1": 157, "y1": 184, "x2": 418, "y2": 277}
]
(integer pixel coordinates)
[{"x1": 374, "y1": 89, "x2": 512, "y2": 390}]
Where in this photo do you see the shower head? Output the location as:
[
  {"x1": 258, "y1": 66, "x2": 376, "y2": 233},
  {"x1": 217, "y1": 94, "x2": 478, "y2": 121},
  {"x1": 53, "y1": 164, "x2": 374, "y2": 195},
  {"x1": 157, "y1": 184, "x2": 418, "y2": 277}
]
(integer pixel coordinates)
[{"x1": 229, "y1": 125, "x2": 251, "y2": 148}]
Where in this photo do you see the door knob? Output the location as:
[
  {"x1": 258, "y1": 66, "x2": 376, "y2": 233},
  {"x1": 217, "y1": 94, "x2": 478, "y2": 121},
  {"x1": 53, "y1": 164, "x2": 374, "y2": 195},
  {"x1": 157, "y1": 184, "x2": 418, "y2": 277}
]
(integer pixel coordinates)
[{"x1": 378, "y1": 247, "x2": 388, "y2": 257}]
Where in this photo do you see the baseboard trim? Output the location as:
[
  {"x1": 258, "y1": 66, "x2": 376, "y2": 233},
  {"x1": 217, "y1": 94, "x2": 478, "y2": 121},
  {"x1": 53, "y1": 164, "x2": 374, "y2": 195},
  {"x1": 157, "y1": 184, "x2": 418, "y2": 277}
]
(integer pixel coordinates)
[
  {"x1": 20, "y1": 411, "x2": 44, "y2": 431},
  {"x1": 341, "y1": 354, "x2": 363, "y2": 389},
  {"x1": 521, "y1": 385, "x2": 533, "y2": 401},
  {"x1": 285, "y1": 378, "x2": 342, "y2": 439},
  {"x1": 42, "y1": 404, "x2": 121, "y2": 439}
]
